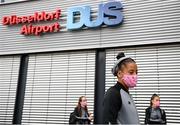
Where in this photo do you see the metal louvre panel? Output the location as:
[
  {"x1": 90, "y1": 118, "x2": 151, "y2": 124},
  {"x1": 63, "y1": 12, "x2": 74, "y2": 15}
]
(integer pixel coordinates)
[
  {"x1": 22, "y1": 51, "x2": 95, "y2": 124},
  {"x1": 1, "y1": 0, "x2": 180, "y2": 55},
  {"x1": 0, "y1": 56, "x2": 20, "y2": 124},
  {"x1": 101, "y1": 0, "x2": 180, "y2": 47},
  {"x1": 105, "y1": 44, "x2": 180, "y2": 124},
  {"x1": 0, "y1": 0, "x2": 28, "y2": 4},
  {"x1": 0, "y1": 0, "x2": 103, "y2": 55}
]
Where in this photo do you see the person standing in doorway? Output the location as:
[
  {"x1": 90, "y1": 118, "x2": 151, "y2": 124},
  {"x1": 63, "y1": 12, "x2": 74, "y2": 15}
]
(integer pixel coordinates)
[
  {"x1": 102, "y1": 52, "x2": 139, "y2": 124},
  {"x1": 145, "y1": 94, "x2": 166, "y2": 124}
]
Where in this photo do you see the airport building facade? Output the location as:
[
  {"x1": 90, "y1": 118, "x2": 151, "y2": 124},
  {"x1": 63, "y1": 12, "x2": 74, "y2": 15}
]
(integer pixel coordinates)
[{"x1": 0, "y1": 0, "x2": 180, "y2": 124}]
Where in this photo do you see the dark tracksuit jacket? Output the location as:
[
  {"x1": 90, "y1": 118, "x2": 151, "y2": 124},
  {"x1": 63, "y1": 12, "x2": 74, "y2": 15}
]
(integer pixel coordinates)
[
  {"x1": 145, "y1": 106, "x2": 166, "y2": 124},
  {"x1": 69, "y1": 107, "x2": 90, "y2": 124},
  {"x1": 103, "y1": 82, "x2": 139, "y2": 124}
]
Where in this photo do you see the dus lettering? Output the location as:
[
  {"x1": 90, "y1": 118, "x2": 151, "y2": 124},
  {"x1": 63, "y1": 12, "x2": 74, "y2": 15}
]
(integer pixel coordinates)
[{"x1": 67, "y1": 1, "x2": 123, "y2": 30}]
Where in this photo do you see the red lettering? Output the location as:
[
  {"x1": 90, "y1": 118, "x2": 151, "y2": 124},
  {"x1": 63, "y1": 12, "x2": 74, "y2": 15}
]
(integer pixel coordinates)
[
  {"x1": 27, "y1": 24, "x2": 32, "y2": 34},
  {"x1": 44, "y1": 13, "x2": 52, "y2": 21},
  {"x1": 55, "y1": 9, "x2": 61, "y2": 20},
  {"x1": 16, "y1": 17, "x2": 22, "y2": 24},
  {"x1": 34, "y1": 12, "x2": 38, "y2": 22},
  {"x1": 43, "y1": 25, "x2": 50, "y2": 32},
  {"x1": 37, "y1": 12, "x2": 44, "y2": 22},
  {"x1": 2, "y1": 9, "x2": 61, "y2": 26},
  {"x1": 31, "y1": 26, "x2": 36, "y2": 35},
  {"x1": 22, "y1": 16, "x2": 28, "y2": 23},
  {"x1": 10, "y1": 15, "x2": 17, "y2": 25},
  {"x1": 54, "y1": 22, "x2": 60, "y2": 32},
  {"x1": 35, "y1": 26, "x2": 43, "y2": 35},
  {"x1": 20, "y1": 25, "x2": 28, "y2": 35},
  {"x1": 22, "y1": 23, "x2": 60, "y2": 35},
  {"x1": 3, "y1": 10, "x2": 62, "y2": 35},
  {"x1": 48, "y1": 25, "x2": 54, "y2": 32},
  {"x1": 2, "y1": 16, "x2": 10, "y2": 25},
  {"x1": 28, "y1": 16, "x2": 34, "y2": 23}
]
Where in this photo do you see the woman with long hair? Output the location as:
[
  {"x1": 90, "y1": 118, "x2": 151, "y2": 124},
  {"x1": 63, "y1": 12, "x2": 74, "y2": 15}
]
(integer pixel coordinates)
[
  {"x1": 145, "y1": 94, "x2": 166, "y2": 124},
  {"x1": 69, "y1": 96, "x2": 93, "y2": 124}
]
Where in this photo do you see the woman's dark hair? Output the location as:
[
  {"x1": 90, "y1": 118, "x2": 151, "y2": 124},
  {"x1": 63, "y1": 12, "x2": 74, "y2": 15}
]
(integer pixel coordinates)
[
  {"x1": 150, "y1": 94, "x2": 159, "y2": 106},
  {"x1": 77, "y1": 96, "x2": 88, "y2": 117},
  {"x1": 116, "y1": 52, "x2": 136, "y2": 74}
]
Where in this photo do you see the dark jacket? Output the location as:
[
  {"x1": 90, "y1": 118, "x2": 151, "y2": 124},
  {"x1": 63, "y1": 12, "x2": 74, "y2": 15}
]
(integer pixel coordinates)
[
  {"x1": 145, "y1": 106, "x2": 166, "y2": 124},
  {"x1": 69, "y1": 107, "x2": 90, "y2": 124},
  {"x1": 102, "y1": 82, "x2": 139, "y2": 124}
]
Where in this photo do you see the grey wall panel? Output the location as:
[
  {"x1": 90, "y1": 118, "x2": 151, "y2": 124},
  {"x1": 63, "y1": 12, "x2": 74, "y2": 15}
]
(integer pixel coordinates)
[
  {"x1": 22, "y1": 51, "x2": 95, "y2": 124},
  {"x1": 0, "y1": 0, "x2": 28, "y2": 4},
  {"x1": 0, "y1": 0, "x2": 180, "y2": 55},
  {"x1": 105, "y1": 44, "x2": 180, "y2": 124},
  {"x1": 101, "y1": 0, "x2": 180, "y2": 47},
  {"x1": 0, "y1": 56, "x2": 20, "y2": 124}
]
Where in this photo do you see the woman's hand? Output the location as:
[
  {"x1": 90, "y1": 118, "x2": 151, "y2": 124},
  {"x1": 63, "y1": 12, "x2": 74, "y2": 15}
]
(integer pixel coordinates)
[{"x1": 88, "y1": 113, "x2": 93, "y2": 121}]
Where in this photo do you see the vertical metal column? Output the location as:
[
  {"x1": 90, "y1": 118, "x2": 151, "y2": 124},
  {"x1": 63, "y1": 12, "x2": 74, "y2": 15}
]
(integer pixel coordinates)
[
  {"x1": 94, "y1": 49, "x2": 105, "y2": 124},
  {"x1": 13, "y1": 54, "x2": 29, "y2": 124}
]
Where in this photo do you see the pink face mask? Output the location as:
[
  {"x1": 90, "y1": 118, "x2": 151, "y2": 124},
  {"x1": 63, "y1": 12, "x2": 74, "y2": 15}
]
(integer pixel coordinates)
[
  {"x1": 156, "y1": 101, "x2": 160, "y2": 107},
  {"x1": 122, "y1": 75, "x2": 137, "y2": 88}
]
